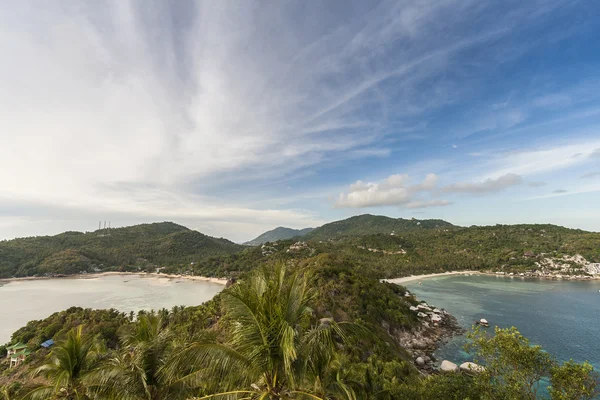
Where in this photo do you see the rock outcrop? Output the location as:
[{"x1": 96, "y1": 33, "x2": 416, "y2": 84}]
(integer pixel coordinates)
[
  {"x1": 460, "y1": 362, "x2": 485, "y2": 373},
  {"x1": 440, "y1": 360, "x2": 459, "y2": 373}
]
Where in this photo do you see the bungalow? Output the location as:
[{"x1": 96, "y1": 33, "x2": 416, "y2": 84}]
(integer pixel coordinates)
[
  {"x1": 6, "y1": 343, "x2": 30, "y2": 368},
  {"x1": 6, "y1": 342, "x2": 26, "y2": 358}
]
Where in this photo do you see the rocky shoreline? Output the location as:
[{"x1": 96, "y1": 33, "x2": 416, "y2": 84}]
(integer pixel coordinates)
[{"x1": 393, "y1": 293, "x2": 465, "y2": 374}]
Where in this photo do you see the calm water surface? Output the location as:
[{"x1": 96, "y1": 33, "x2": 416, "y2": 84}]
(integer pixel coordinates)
[
  {"x1": 405, "y1": 275, "x2": 600, "y2": 371},
  {"x1": 0, "y1": 275, "x2": 223, "y2": 343}
]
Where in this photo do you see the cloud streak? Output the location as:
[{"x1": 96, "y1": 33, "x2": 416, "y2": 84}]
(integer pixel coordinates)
[{"x1": 441, "y1": 174, "x2": 523, "y2": 194}]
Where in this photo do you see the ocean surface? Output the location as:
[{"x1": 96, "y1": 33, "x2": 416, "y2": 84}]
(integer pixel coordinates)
[
  {"x1": 405, "y1": 275, "x2": 600, "y2": 372},
  {"x1": 0, "y1": 275, "x2": 223, "y2": 344}
]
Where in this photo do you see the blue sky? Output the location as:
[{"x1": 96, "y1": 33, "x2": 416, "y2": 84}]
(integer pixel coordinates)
[{"x1": 1, "y1": 0, "x2": 600, "y2": 242}]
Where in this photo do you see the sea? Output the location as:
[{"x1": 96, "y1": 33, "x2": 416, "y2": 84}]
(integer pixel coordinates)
[
  {"x1": 0, "y1": 274, "x2": 223, "y2": 344},
  {"x1": 405, "y1": 274, "x2": 600, "y2": 374}
]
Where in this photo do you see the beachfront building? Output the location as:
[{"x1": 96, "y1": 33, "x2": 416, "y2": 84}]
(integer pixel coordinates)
[{"x1": 6, "y1": 343, "x2": 30, "y2": 368}]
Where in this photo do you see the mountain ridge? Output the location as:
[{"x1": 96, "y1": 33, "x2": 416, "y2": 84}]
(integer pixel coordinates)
[
  {"x1": 244, "y1": 226, "x2": 314, "y2": 246},
  {"x1": 303, "y1": 214, "x2": 456, "y2": 241}
]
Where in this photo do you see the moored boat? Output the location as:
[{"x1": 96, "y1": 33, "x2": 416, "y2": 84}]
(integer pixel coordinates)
[{"x1": 475, "y1": 318, "x2": 490, "y2": 327}]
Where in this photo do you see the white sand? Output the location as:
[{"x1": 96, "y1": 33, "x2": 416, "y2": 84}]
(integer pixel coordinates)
[{"x1": 384, "y1": 270, "x2": 481, "y2": 285}]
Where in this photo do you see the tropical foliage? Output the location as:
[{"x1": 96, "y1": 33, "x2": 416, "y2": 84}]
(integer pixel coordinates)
[
  {"x1": 1, "y1": 263, "x2": 598, "y2": 399},
  {"x1": 466, "y1": 326, "x2": 599, "y2": 400}
]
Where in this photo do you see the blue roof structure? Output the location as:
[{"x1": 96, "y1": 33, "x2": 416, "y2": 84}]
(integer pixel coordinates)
[{"x1": 40, "y1": 339, "x2": 54, "y2": 348}]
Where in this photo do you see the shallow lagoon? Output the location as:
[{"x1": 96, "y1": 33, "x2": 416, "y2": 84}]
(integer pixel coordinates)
[{"x1": 0, "y1": 275, "x2": 223, "y2": 343}]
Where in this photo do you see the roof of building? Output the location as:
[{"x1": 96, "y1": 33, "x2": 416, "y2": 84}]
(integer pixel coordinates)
[
  {"x1": 11, "y1": 349, "x2": 31, "y2": 358},
  {"x1": 41, "y1": 339, "x2": 55, "y2": 348}
]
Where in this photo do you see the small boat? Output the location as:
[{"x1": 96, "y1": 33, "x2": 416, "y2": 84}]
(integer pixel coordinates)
[{"x1": 475, "y1": 318, "x2": 490, "y2": 327}]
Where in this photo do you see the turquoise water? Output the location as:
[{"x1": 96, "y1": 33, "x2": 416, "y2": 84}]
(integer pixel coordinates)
[{"x1": 405, "y1": 275, "x2": 600, "y2": 371}]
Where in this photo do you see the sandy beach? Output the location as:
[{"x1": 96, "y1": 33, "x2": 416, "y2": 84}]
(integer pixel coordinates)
[
  {"x1": 0, "y1": 271, "x2": 228, "y2": 285},
  {"x1": 384, "y1": 270, "x2": 481, "y2": 285}
]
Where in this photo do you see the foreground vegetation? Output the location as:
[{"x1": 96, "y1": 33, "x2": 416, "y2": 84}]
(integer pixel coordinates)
[{"x1": 1, "y1": 259, "x2": 597, "y2": 399}]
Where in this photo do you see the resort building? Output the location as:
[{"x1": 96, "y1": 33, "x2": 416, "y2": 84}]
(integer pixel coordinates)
[{"x1": 6, "y1": 343, "x2": 30, "y2": 368}]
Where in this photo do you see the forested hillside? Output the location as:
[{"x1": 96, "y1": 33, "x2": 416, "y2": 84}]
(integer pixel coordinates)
[
  {"x1": 2, "y1": 217, "x2": 599, "y2": 280},
  {"x1": 0, "y1": 222, "x2": 243, "y2": 278},
  {"x1": 303, "y1": 214, "x2": 455, "y2": 241},
  {"x1": 192, "y1": 223, "x2": 600, "y2": 279}
]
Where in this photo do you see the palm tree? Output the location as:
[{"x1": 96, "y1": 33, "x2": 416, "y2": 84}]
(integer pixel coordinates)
[
  {"x1": 168, "y1": 264, "x2": 362, "y2": 399},
  {"x1": 88, "y1": 313, "x2": 197, "y2": 400},
  {"x1": 24, "y1": 325, "x2": 102, "y2": 400}
]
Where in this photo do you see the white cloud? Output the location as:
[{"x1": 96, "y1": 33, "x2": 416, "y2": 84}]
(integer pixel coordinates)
[
  {"x1": 335, "y1": 173, "x2": 446, "y2": 208},
  {"x1": 441, "y1": 173, "x2": 523, "y2": 194}
]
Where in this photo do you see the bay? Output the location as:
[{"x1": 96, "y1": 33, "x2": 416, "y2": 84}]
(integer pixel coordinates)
[
  {"x1": 405, "y1": 275, "x2": 600, "y2": 371},
  {"x1": 0, "y1": 275, "x2": 223, "y2": 344}
]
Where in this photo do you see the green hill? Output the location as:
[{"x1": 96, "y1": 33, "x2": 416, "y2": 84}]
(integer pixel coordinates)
[
  {"x1": 304, "y1": 214, "x2": 455, "y2": 241},
  {"x1": 0, "y1": 222, "x2": 244, "y2": 278},
  {"x1": 244, "y1": 226, "x2": 314, "y2": 245},
  {"x1": 193, "y1": 222, "x2": 600, "y2": 279}
]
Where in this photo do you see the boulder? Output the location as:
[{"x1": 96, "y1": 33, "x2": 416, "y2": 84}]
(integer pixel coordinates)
[
  {"x1": 415, "y1": 357, "x2": 425, "y2": 367},
  {"x1": 440, "y1": 360, "x2": 459, "y2": 373},
  {"x1": 460, "y1": 362, "x2": 485, "y2": 374}
]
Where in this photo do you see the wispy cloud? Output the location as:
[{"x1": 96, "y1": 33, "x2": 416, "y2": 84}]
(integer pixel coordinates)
[
  {"x1": 406, "y1": 200, "x2": 452, "y2": 209},
  {"x1": 3, "y1": 0, "x2": 536, "y2": 238},
  {"x1": 0, "y1": 0, "x2": 598, "y2": 239},
  {"x1": 527, "y1": 182, "x2": 547, "y2": 187},
  {"x1": 441, "y1": 174, "x2": 523, "y2": 194},
  {"x1": 482, "y1": 140, "x2": 600, "y2": 179},
  {"x1": 581, "y1": 172, "x2": 600, "y2": 179}
]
